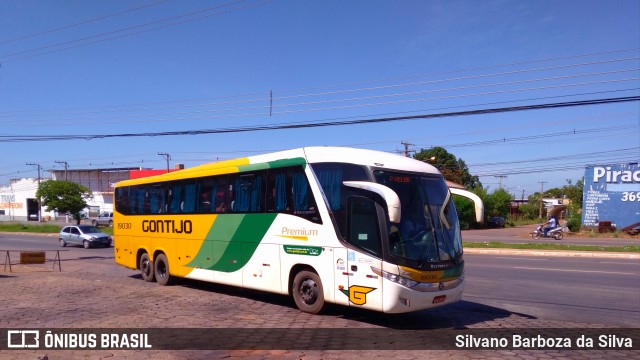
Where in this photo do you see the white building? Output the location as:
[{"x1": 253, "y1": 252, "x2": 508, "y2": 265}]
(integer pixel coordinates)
[{"x1": 0, "y1": 168, "x2": 139, "y2": 222}]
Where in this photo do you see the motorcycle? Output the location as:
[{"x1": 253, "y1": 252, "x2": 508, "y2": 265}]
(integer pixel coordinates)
[{"x1": 531, "y1": 224, "x2": 564, "y2": 240}]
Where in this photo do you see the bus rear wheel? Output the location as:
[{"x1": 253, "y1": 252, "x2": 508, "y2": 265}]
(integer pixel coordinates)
[
  {"x1": 140, "y1": 253, "x2": 155, "y2": 282},
  {"x1": 292, "y1": 270, "x2": 324, "y2": 314},
  {"x1": 154, "y1": 253, "x2": 173, "y2": 286}
]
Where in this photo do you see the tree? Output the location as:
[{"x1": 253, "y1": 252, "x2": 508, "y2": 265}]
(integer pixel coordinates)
[
  {"x1": 36, "y1": 180, "x2": 92, "y2": 224},
  {"x1": 562, "y1": 178, "x2": 584, "y2": 208},
  {"x1": 485, "y1": 188, "x2": 513, "y2": 218},
  {"x1": 414, "y1": 147, "x2": 482, "y2": 188},
  {"x1": 519, "y1": 192, "x2": 543, "y2": 220}
]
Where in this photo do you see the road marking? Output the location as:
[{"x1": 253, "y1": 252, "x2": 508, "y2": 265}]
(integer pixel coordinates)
[
  {"x1": 513, "y1": 266, "x2": 637, "y2": 275},
  {"x1": 597, "y1": 261, "x2": 640, "y2": 266}
]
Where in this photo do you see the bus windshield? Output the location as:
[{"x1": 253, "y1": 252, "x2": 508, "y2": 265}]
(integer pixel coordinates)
[{"x1": 374, "y1": 171, "x2": 462, "y2": 264}]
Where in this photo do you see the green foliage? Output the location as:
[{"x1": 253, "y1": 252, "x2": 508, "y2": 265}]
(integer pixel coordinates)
[
  {"x1": 485, "y1": 188, "x2": 512, "y2": 218},
  {"x1": 519, "y1": 202, "x2": 540, "y2": 220},
  {"x1": 453, "y1": 196, "x2": 473, "y2": 229},
  {"x1": 414, "y1": 147, "x2": 482, "y2": 188},
  {"x1": 35, "y1": 180, "x2": 92, "y2": 225},
  {"x1": 566, "y1": 203, "x2": 582, "y2": 232},
  {"x1": 562, "y1": 178, "x2": 584, "y2": 208},
  {"x1": 566, "y1": 217, "x2": 581, "y2": 232}
]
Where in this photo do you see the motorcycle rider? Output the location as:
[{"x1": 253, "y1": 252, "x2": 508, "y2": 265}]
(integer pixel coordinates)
[{"x1": 542, "y1": 216, "x2": 557, "y2": 236}]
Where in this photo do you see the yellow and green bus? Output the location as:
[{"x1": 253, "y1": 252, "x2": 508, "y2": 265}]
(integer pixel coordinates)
[{"x1": 113, "y1": 147, "x2": 482, "y2": 314}]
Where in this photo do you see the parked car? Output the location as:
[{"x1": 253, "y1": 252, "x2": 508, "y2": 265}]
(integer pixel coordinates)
[
  {"x1": 89, "y1": 212, "x2": 113, "y2": 227},
  {"x1": 487, "y1": 216, "x2": 506, "y2": 228},
  {"x1": 59, "y1": 225, "x2": 112, "y2": 248}
]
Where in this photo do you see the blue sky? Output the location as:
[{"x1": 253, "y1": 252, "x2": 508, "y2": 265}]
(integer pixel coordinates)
[{"x1": 0, "y1": 0, "x2": 638, "y2": 198}]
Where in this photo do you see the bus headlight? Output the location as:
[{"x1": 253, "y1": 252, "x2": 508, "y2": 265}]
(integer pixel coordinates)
[{"x1": 371, "y1": 267, "x2": 419, "y2": 288}]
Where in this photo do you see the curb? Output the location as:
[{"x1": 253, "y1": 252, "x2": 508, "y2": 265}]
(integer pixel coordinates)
[{"x1": 464, "y1": 247, "x2": 640, "y2": 259}]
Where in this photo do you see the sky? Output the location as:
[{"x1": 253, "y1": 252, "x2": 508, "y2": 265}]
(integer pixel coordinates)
[{"x1": 0, "y1": 0, "x2": 639, "y2": 198}]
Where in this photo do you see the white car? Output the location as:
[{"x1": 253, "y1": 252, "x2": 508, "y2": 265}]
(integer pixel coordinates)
[
  {"x1": 59, "y1": 225, "x2": 112, "y2": 248},
  {"x1": 90, "y1": 212, "x2": 113, "y2": 227}
]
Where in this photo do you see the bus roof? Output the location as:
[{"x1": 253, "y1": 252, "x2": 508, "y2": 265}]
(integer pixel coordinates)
[{"x1": 116, "y1": 147, "x2": 440, "y2": 187}]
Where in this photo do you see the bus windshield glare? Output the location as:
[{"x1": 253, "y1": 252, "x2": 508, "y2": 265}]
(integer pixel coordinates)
[{"x1": 374, "y1": 171, "x2": 462, "y2": 263}]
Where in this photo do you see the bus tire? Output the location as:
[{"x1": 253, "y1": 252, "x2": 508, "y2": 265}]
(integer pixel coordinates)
[
  {"x1": 154, "y1": 253, "x2": 173, "y2": 286},
  {"x1": 292, "y1": 270, "x2": 325, "y2": 314},
  {"x1": 140, "y1": 253, "x2": 155, "y2": 282}
]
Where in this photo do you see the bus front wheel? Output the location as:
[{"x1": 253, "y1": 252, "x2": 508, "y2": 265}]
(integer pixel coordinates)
[
  {"x1": 292, "y1": 270, "x2": 325, "y2": 314},
  {"x1": 154, "y1": 253, "x2": 173, "y2": 286},
  {"x1": 140, "y1": 253, "x2": 155, "y2": 282}
]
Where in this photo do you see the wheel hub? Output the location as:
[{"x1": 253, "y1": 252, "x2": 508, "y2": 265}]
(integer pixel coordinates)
[{"x1": 300, "y1": 279, "x2": 317, "y2": 304}]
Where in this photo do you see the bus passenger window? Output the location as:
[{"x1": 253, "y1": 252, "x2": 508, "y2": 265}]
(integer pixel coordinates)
[
  {"x1": 266, "y1": 166, "x2": 320, "y2": 223},
  {"x1": 214, "y1": 176, "x2": 229, "y2": 213},
  {"x1": 230, "y1": 173, "x2": 265, "y2": 212},
  {"x1": 115, "y1": 187, "x2": 130, "y2": 215}
]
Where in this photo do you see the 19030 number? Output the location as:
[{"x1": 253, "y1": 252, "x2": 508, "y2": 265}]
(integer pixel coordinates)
[{"x1": 117, "y1": 223, "x2": 132, "y2": 229}]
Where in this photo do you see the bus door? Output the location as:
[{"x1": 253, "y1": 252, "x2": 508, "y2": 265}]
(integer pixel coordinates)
[{"x1": 344, "y1": 197, "x2": 384, "y2": 312}]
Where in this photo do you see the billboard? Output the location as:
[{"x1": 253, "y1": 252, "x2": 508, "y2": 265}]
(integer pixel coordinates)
[{"x1": 582, "y1": 163, "x2": 640, "y2": 229}]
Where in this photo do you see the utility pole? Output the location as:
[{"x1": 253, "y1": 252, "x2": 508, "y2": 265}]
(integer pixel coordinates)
[
  {"x1": 55, "y1": 160, "x2": 69, "y2": 180},
  {"x1": 400, "y1": 141, "x2": 415, "y2": 157},
  {"x1": 494, "y1": 175, "x2": 507, "y2": 189},
  {"x1": 26, "y1": 162, "x2": 42, "y2": 222},
  {"x1": 158, "y1": 152, "x2": 171, "y2": 172},
  {"x1": 538, "y1": 181, "x2": 547, "y2": 219}
]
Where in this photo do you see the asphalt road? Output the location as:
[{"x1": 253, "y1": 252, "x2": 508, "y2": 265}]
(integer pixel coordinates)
[
  {"x1": 1, "y1": 231, "x2": 638, "y2": 327},
  {"x1": 464, "y1": 253, "x2": 640, "y2": 327}
]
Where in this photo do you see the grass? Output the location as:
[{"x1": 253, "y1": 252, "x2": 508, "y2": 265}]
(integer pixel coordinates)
[
  {"x1": 464, "y1": 241, "x2": 640, "y2": 253},
  {"x1": 0, "y1": 222, "x2": 113, "y2": 235},
  {"x1": 0, "y1": 223, "x2": 62, "y2": 233}
]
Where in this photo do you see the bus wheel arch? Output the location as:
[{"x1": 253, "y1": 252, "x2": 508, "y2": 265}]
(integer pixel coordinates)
[
  {"x1": 290, "y1": 265, "x2": 325, "y2": 314},
  {"x1": 153, "y1": 252, "x2": 173, "y2": 286}
]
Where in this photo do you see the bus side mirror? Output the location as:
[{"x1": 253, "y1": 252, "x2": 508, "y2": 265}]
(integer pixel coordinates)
[
  {"x1": 449, "y1": 187, "x2": 484, "y2": 223},
  {"x1": 343, "y1": 181, "x2": 401, "y2": 223}
]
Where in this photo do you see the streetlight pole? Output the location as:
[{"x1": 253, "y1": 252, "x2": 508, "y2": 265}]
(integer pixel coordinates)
[
  {"x1": 55, "y1": 160, "x2": 69, "y2": 180},
  {"x1": 538, "y1": 181, "x2": 547, "y2": 219},
  {"x1": 158, "y1": 152, "x2": 171, "y2": 172},
  {"x1": 26, "y1": 162, "x2": 42, "y2": 222}
]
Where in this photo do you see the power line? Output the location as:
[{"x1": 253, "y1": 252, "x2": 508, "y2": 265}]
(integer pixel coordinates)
[
  {"x1": 0, "y1": 0, "x2": 272, "y2": 63},
  {"x1": 0, "y1": 96, "x2": 637, "y2": 143},
  {"x1": 0, "y1": 0, "x2": 171, "y2": 46},
  {"x1": 1, "y1": 53, "x2": 637, "y2": 120}
]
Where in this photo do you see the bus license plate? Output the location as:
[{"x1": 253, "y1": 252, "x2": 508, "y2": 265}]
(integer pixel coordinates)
[{"x1": 432, "y1": 295, "x2": 446, "y2": 304}]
